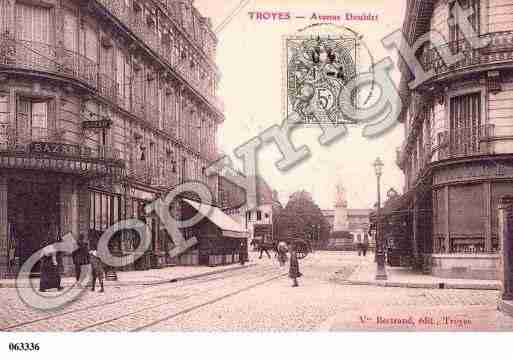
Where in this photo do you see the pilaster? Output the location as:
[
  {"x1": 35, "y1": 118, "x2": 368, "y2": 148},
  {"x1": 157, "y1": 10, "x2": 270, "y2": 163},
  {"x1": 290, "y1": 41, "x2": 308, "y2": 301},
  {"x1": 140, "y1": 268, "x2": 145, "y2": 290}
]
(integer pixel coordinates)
[{"x1": 0, "y1": 177, "x2": 8, "y2": 271}]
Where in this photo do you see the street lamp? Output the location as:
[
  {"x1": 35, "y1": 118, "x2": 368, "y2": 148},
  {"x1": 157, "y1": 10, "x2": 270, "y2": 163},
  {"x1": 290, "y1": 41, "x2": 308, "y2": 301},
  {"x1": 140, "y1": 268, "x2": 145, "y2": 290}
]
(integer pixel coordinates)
[{"x1": 373, "y1": 157, "x2": 387, "y2": 280}]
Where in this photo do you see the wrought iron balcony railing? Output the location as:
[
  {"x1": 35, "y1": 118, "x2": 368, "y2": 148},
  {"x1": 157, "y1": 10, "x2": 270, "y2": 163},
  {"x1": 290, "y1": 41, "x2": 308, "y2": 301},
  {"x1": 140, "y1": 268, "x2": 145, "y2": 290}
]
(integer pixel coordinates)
[
  {"x1": 420, "y1": 31, "x2": 513, "y2": 85},
  {"x1": 0, "y1": 125, "x2": 121, "y2": 162},
  {"x1": 0, "y1": 37, "x2": 98, "y2": 88},
  {"x1": 436, "y1": 125, "x2": 494, "y2": 160}
]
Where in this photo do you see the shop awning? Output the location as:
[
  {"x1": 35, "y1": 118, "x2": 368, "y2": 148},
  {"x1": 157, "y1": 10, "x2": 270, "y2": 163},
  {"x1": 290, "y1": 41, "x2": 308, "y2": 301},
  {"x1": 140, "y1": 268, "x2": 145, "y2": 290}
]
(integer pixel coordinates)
[{"x1": 183, "y1": 199, "x2": 248, "y2": 239}]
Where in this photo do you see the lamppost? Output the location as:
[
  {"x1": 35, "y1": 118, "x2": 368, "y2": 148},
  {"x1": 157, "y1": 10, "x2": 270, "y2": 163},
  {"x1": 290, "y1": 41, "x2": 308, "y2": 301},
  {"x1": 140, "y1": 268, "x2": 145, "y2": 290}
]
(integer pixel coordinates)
[{"x1": 373, "y1": 157, "x2": 387, "y2": 280}]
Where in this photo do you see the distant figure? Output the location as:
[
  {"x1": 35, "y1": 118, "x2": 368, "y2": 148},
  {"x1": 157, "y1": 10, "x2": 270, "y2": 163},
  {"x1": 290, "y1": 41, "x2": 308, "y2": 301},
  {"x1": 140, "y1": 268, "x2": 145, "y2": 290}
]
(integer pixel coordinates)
[
  {"x1": 258, "y1": 237, "x2": 271, "y2": 259},
  {"x1": 277, "y1": 241, "x2": 288, "y2": 267},
  {"x1": 288, "y1": 242, "x2": 302, "y2": 287},
  {"x1": 72, "y1": 234, "x2": 89, "y2": 282},
  {"x1": 362, "y1": 235, "x2": 369, "y2": 257},
  {"x1": 89, "y1": 249, "x2": 105, "y2": 293},
  {"x1": 355, "y1": 235, "x2": 363, "y2": 256},
  {"x1": 39, "y1": 242, "x2": 62, "y2": 292},
  {"x1": 239, "y1": 239, "x2": 247, "y2": 265}
]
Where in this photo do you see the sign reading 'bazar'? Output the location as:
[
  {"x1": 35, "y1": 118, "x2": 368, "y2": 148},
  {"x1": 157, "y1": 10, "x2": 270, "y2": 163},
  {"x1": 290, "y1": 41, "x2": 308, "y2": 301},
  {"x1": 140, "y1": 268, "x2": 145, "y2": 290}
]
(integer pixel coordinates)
[{"x1": 29, "y1": 142, "x2": 92, "y2": 157}]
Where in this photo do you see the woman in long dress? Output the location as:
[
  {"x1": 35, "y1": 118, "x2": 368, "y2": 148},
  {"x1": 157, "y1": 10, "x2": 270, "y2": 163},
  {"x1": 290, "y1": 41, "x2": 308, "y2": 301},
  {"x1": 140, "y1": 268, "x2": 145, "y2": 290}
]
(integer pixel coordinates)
[
  {"x1": 289, "y1": 241, "x2": 302, "y2": 287},
  {"x1": 39, "y1": 243, "x2": 62, "y2": 292}
]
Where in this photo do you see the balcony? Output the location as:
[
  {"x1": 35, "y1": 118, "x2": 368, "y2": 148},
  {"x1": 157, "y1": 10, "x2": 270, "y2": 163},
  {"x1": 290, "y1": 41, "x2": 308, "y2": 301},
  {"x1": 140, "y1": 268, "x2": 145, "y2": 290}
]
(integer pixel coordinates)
[
  {"x1": 127, "y1": 162, "x2": 178, "y2": 187},
  {"x1": 95, "y1": 0, "x2": 224, "y2": 114},
  {"x1": 0, "y1": 36, "x2": 98, "y2": 89},
  {"x1": 419, "y1": 31, "x2": 513, "y2": 87},
  {"x1": 435, "y1": 125, "x2": 494, "y2": 161},
  {"x1": 0, "y1": 124, "x2": 123, "y2": 179}
]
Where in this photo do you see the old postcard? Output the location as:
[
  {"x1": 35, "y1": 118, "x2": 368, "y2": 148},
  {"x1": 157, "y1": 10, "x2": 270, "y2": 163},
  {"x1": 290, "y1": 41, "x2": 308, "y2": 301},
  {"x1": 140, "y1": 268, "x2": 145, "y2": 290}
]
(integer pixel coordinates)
[{"x1": 0, "y1": 0, "x2": 512, "y2": 356}]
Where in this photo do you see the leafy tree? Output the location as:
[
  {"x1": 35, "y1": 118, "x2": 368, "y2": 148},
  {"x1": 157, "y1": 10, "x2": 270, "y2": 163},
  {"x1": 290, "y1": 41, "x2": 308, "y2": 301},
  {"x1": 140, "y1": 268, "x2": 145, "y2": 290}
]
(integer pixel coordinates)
[{"x1": 274, "y1": 190, "x2": 330, "y2": 246}]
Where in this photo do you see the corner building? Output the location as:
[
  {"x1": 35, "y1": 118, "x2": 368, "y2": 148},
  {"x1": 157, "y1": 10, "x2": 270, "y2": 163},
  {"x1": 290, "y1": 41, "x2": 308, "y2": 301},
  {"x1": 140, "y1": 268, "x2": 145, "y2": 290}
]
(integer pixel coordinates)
[
  {"x1": 0, "y1": 0, "x2": 233, "y2": 277},
  {"x1": 397, "y1": 0, "x2": 513, "y2": 279}
]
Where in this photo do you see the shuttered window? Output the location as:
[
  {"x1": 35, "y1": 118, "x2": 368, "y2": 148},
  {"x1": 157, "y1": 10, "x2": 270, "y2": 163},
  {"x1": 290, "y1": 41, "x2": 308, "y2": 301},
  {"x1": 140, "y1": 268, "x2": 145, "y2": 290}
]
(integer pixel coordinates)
[
  {"x1": 63, "y1": 9, "x2": 78, "y2": 52},
  {"x1": 16, "y1": 98, "x2": 49, "y2": 142},
  {"x1": 0, "y1": 94, "x2": 8, "y2": 123},
  {"x1": 81, "y1": 22, "x2": 97, "y2": 63},
  {"x1": 449, "y1": 92, "x2": 481, "y2": 155},
  {"x1": 0, "y1": 0, "x2": 9, "y2": 35},
  {"x1": 0, "y1": 94, "x2": 8, "y2": 146},
  {"x1": 16, "y1": 3, "x2": 51, "y2": 44}
]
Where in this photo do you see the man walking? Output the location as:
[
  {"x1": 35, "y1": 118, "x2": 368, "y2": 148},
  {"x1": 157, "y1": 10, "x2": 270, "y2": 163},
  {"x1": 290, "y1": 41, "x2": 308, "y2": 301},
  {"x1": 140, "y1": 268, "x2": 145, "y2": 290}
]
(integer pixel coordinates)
[{"x1": 72, "y1": 234, "x2": 89, "y2": 282}]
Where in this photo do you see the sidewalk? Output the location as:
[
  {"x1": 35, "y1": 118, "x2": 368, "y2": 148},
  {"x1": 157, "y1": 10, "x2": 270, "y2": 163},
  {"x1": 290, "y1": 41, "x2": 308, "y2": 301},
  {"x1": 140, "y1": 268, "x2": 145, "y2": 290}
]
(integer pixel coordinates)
[
  {"x1": 339, "y1": 254, "x2": 500, "y2": 290},
  {"x1": 0, "y1": 261, "x2": 257, "y2": 289}
]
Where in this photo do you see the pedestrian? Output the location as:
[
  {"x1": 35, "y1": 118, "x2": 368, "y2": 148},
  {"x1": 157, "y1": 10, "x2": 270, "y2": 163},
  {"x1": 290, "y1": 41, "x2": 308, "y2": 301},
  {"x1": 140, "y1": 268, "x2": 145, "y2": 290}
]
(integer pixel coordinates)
[
  {"x1": 362, "y1": 235, "x2": 369, "y2": 257},
  {"x1": 72, "y1": 234, "x2": 89, "y2": 282},
  {"x1": 39, "y1": 241, "x2": 63, "y2": 292},
  {"x1": 258, "y1": 236, "x2": 271, "y2": 259},
  {"x1": 89, "y1": 247, "x2": 105, "y2": 293},
  {"x1": 277, "y1": 241, "x2": 288, "y2": 267},
  {"x1": 288, "y1": 242, "x2": 302, "y2": 287},
  {"x1": 355, "y1": 235, "x2": 363, "y2": 256},
  {"x1": 239, "y1": 239, "x2": 247, "y2": 265}
]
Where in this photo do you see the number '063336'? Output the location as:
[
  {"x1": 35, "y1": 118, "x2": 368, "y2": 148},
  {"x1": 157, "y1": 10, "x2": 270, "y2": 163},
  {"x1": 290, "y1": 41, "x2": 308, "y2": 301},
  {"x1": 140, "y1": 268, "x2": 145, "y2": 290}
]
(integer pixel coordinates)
[{"x1": 8, "y1": 343, "x2": 40, "y2": 351}]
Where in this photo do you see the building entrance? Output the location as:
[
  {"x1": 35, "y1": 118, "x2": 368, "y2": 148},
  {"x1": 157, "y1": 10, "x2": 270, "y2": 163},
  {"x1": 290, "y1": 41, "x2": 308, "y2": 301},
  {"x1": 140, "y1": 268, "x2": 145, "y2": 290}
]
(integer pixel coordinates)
[{"x1": 7, "y1": 180, "x2": 60, "y2": 274}]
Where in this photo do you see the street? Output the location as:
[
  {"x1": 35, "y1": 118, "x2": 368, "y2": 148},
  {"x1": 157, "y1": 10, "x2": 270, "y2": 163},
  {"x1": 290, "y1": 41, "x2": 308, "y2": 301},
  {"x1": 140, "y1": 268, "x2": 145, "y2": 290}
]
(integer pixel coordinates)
[{"x1": 1, "y1": 252, "x2": 512, "y2": 331}]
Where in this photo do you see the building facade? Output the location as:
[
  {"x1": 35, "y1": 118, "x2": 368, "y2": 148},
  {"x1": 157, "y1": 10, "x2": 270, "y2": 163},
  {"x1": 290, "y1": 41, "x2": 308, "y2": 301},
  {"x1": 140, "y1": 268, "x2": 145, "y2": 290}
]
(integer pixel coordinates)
[
  {"x1": 0, "y1": 0, "x2": 233, "y2": 277},
  {"x1": 397, "y1": 0, "x2": 513, "y2": 279},
  {"x1": 226, "y1": 176, "x2": 282, "y2": 243}
]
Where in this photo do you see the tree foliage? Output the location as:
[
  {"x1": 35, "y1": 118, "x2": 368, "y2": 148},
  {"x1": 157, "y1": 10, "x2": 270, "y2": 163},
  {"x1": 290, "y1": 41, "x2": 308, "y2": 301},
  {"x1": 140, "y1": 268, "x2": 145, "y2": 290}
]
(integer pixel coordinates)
[{"x1": 274, "y1": 190, "x2": 330, "y2": 244}]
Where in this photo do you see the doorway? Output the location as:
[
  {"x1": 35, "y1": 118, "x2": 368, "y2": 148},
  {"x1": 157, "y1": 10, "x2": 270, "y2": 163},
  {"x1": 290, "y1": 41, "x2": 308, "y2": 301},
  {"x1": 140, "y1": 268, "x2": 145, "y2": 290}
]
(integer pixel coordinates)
[{"x1": 8, "y1": 180, "x2": 60, "y2": 274}]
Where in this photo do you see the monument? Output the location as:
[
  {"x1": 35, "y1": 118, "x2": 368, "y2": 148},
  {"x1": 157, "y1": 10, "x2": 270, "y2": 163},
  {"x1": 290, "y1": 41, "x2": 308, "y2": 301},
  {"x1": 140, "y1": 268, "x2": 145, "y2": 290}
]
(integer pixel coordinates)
[{"x1": 333, "y1": 182, "x2": 348, "y2": 232}]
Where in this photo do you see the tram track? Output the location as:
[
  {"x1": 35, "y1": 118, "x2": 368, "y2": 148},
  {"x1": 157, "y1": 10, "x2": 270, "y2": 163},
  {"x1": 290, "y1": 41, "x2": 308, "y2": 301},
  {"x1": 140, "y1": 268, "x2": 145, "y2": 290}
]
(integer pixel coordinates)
[
  {"x1": 2, "y1": 264, "x2": 271, "y2": 331},
  {"x1": 76, "y1": 267, "x2": 286, "y2": 332}
]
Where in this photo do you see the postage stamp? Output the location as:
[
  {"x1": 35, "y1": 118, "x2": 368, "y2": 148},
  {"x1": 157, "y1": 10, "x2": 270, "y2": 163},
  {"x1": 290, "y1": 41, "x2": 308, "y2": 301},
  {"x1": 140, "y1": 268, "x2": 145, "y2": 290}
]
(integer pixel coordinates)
[{"x1": 284, "y1": 33, "x2": 359, "y2": 125}]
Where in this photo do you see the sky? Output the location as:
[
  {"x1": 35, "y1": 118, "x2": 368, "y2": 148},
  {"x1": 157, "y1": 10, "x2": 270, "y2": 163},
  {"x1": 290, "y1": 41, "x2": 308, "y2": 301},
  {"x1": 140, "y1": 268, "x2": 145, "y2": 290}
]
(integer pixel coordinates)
[{"x1": 194, "y1": 0, "x2": 407, "y2": 210}]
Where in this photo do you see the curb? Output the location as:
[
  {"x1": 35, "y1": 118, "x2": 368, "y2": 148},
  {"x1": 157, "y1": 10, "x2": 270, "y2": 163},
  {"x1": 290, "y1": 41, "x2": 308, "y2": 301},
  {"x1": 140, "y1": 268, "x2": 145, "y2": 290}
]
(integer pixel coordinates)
[
  {"x1": 344, "y1": 279, "x2": 500, "y2": 291},
  {"x1": 0, "y1": 263, "x2": 257, "y2": 289}
]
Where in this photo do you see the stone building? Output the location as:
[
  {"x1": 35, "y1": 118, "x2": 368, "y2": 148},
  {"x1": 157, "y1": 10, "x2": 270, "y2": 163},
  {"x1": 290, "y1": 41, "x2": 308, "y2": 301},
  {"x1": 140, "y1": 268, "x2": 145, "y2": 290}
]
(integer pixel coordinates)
[
  {"x1": 396, "y1": 0, "x2": 513, "y2": 279},
  {"x1": 0, "y1": 0, "x2": 244, "y2": 277}
]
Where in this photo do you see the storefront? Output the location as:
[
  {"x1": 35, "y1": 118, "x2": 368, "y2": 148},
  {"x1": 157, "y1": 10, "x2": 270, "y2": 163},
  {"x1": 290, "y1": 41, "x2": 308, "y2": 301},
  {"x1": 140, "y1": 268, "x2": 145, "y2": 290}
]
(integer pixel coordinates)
[{"x1": 0, "y1": 141, "x2": 125, "y2": 278}]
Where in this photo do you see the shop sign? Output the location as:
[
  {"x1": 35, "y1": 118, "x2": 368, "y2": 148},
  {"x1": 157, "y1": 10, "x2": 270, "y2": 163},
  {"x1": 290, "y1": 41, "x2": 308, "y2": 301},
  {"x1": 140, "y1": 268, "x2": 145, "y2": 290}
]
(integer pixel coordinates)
[
  {"x1": 29, "y1": 142, "x2": 92, "y2": 157},
  {"x1": 82, "y1": 119, "x2": 112, "y2": 129}
]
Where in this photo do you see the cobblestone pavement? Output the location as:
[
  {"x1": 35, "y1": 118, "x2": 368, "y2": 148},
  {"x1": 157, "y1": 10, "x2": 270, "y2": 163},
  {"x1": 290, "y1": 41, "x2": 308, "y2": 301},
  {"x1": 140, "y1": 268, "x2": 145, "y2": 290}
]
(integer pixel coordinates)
[{"x1": 0, "y1": 252, "x2": 512, "y2": 331}]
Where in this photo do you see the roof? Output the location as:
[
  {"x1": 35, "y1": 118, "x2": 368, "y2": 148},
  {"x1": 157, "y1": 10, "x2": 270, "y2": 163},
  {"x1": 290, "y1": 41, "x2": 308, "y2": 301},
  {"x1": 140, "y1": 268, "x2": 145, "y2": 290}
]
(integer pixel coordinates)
[{"x1": 183, "y1": 199, "x2": 248, "y2": 238}]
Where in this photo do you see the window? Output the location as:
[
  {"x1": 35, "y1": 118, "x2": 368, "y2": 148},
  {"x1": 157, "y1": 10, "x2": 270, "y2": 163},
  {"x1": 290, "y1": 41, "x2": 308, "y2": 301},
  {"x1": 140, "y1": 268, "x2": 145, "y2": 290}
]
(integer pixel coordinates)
[
  {"x1": 16, "y1": 98, "x2": 49, "y2": 142},
  {"x1": 0, "y1": 94, "x2": 8, "y2": 123},
  {"x1": 63, "y1": 9, "x2": 78, "y2": 52},
  {"x1": 449, "y1": 0, "x2": 480, "y2": 51},
  {"x1": 449, "y1": 92, "x2": 481, "y2": 155},
  {"x1": 0, "y1": 94, "x2": 8, "y2": 147},
  {"x1": 256, "y1": 210, "x2": 262, "y2": 221},
  {"x1": 181, "y1": 156, "x2": 187, "y2": 182}
]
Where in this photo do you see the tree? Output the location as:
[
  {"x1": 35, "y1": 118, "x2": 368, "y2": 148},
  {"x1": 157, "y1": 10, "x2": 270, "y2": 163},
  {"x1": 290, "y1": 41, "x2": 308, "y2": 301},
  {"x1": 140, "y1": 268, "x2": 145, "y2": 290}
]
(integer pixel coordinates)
[{"x1": 274, "y1": 190, "x2": 330, "y2": 245}]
